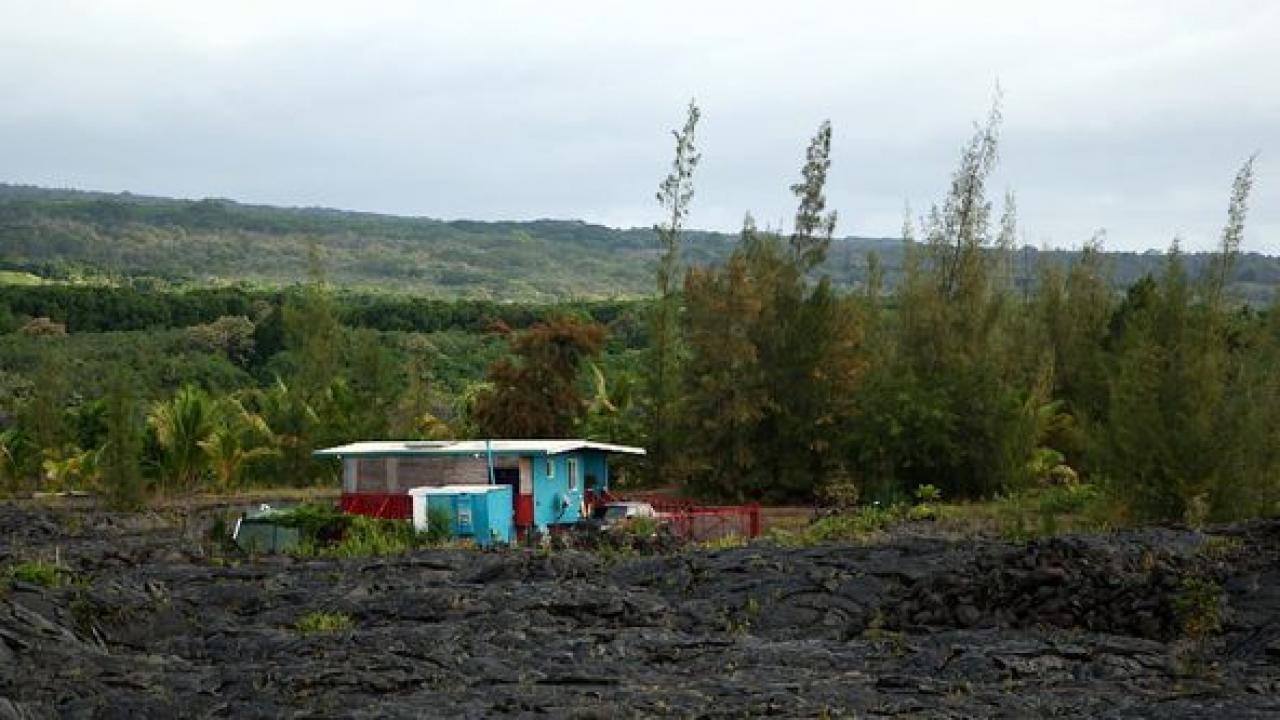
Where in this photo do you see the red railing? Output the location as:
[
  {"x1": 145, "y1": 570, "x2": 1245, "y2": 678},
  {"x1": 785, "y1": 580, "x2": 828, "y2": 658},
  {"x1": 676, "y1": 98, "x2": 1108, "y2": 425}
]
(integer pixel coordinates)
[
  {"x1": 663, "y1": 504, "x2": 761, "y2": 542},
  {"x1": 341, "y1": 490, "x2": 761, "y2": 541},
  {"x1": 340, "y1": 492, "x2": 412, "y2": 520},
  {"x1": 587, "y1": 489, "x2": 762, "y2": 542}
]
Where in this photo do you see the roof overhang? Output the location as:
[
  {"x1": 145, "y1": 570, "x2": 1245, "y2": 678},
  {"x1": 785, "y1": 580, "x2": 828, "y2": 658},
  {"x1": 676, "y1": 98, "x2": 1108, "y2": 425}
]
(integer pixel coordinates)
[
  {"x1": 312, "y1": 439, "x2": 646, "y2": 459},
  {"x1": 407, "y1": 485, "x2": 510, "y2": 496}
]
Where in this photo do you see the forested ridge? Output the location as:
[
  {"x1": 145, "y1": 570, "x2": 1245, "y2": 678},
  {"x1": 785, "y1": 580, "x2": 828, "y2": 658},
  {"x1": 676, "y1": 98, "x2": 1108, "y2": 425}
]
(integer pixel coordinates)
[
  {"x1": 3, "y1": 182, "x2": 1279, "y2": 302},
  {"x1": 1, "y1": 100, "x2": 1278, "y2": 529}
]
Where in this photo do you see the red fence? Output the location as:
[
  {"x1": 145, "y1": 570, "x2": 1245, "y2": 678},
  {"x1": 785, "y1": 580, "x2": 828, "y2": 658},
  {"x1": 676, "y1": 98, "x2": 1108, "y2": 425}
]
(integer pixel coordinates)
[
  {"x1": 342, "y1": 489, "x2": 762, "y2": 542},
  {"x1": 340, "y1": 492, "x2": 412, "y2": 520},
  {"x1": 587, "y1": 490, "x2": 762, "y2": 542},
  {"x1": 664, "y1": 504, "x2": 761, "y2": 543}
]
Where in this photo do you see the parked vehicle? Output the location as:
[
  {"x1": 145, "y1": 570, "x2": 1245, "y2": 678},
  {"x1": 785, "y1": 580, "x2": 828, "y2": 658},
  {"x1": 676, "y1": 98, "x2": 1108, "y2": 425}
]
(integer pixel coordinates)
[{"x1": 580, "y1": 501, "x2": 666, "y2": 533}]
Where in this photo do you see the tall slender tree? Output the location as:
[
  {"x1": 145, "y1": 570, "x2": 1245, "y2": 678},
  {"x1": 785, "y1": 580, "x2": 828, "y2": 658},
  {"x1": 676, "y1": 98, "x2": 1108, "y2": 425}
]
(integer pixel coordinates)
[
  {"x1": 877, "y1": 94, "x2": 1039, "y2": 499},
  {"x1": 100, "y1": 368, "x2": 145, "y2": 509},
  {"x1": 284, "y1": 242, "x2": 340, "y2": 403},
  {"x1": 762, "y1": 120, "x2": 863, "y2": 499},
  {"x1": 645, "y1": 100, "x2": 700, "y2": 485},
  {"x1": 681, "y1": 123, "x2": 865, "y2": 502},
  {"x1": 1205, "y1": 155, "x2": 1257, "y2": 310},
  {"x1": 1100, "y1": 156, "x2": 1269, "y2": 522},
  {"x1": 790, "y1": 120, "x2": 837, "y2": 272},
  {"x1": 19, "y1": 352, "x2": 72, "y2": 487},
  {"x1": 1032, "y1": 233, "x2": 1114, "y2": 462},
  {"x1": 682, "y1": 220, "x2": 769, "y2": 499}
]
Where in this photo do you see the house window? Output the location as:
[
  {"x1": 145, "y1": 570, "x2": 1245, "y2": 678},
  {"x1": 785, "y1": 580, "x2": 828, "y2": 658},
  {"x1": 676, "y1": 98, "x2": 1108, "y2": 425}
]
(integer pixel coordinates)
[
  {"x1": 567, "y1": 458, "x2": 579, "y2": 491},
  {"x1": 546, "y1": 458, "x2": 554, "y2": 480}
]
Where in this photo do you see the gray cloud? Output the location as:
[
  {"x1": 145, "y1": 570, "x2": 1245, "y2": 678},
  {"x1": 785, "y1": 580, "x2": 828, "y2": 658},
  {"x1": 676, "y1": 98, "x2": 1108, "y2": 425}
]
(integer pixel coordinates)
[{"x1": 1, "y1": 0, "x2": 1276, "y2": 252}]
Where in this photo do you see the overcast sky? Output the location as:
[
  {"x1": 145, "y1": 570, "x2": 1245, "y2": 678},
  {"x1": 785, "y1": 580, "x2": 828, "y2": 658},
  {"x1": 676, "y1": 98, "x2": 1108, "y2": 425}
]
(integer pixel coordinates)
[{"x1": 1, "y1": 1, "x2": 1276, "y2": 252}]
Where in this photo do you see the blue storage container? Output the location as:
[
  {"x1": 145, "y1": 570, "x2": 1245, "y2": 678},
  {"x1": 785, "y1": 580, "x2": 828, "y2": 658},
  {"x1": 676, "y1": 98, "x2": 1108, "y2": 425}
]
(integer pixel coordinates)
[{"x1": 408, "y1": 485, "x2": 514, "y2": 546}]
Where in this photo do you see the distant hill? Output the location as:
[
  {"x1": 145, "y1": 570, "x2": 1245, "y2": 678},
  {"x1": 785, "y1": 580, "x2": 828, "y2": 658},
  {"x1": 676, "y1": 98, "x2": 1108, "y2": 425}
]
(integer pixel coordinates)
[{"x1": 2, "y1": 183, "x2": 1277, "y2": 303}]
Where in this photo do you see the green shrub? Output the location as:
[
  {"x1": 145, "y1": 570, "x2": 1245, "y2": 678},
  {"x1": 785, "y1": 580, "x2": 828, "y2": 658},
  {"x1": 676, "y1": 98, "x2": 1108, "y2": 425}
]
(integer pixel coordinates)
[
  {"x1": 996, "y1": 493, "x2": 1034, "y2": 541},
  {"x1": 279, "y1": 503, "x2": 460, "y2": 557},
  {"x1": 805, "y1": 505, "x2": 899, "y2": 543},
  {"x1": 1047, "y1": 464, "x2": 1078, "y2": 486},
  {"x1": 422, "y1": 505, "x2": 453, "y2": 544},
  {"x1": 759, "y1": 526, "x2": 807, "y2": 548},
  {"x1": 1174, "y1": 577, "x2": 1223, "y2": 641},
  {"x1": 913, "y1": 484, "x2": 942, "y2": 503},
  {"x1": 294, "y1": 610, "x2": 354, "y2": 633},
  {"x1": 325, "y1": 516, "x2": 420, "y2": 557},
  {"x1": 7, "y1": 560, "x2": 61, "y2": 587},
  {"x1": 761, "y1": 503, "x2": 930, "y2": 547},
  {"x1": 1025, "y1": 447, "x2": 1066, "y2": 484},
  {"x1": 816, "y1": 470, "x2": 860, "y2": 511},
  {"x1": 1038, "y1": 482, "x2": 1098, "y2": 515},
  {"x1": 996, "y1": 484, "x2": 1106, "y2": 540},
  {"x1": 274, "y1": 503, "x2": 347, "y2": 538},
  {"x1": 622, "y1": 516, "x2": 659, "y2": 538},
  {"x1": 906, "y1": 503, "x2": 938, "y2": 522}
]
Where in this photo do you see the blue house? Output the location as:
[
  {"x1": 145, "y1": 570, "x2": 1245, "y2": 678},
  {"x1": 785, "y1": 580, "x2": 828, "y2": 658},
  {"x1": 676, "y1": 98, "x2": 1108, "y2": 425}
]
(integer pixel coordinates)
[{"x1": 313, "y1": 439, "x2": 645, "y2": 537}]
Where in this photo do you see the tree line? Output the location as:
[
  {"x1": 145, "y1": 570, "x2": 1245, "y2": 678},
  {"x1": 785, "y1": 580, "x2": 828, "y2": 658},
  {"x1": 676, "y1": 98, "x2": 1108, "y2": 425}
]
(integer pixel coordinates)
[
  {"x1": 0, "y1": 282, "x2": 638, "y2": 337},
  {"x1": 626, "y1": 100, "x2": 1277, "y2": 523},
  {"x1": 0, "y1": 263, "x2": 640, "y2": 505},
  {"x1": 1, "y1": 101, "x2": 1276, "y2": 526},
  {"x1": 0, "y1": 238, "x2": 648, "y2": 506}
]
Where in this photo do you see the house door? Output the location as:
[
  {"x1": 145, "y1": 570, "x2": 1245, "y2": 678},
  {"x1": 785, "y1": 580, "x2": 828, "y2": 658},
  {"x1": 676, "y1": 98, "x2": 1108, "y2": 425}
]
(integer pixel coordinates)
[{"x1": 493, "y1": 467, "x2": 529, "y2": 527}]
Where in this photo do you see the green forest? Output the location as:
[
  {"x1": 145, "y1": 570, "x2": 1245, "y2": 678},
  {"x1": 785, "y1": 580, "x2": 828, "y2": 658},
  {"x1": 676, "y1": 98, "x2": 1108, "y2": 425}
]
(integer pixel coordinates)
[
  {"x1": 4, "y1": 181, "x2": 1280, "y2": 303},
  {"x1": 1, "y1": 101, "x2": 1277, "y2": 527}
]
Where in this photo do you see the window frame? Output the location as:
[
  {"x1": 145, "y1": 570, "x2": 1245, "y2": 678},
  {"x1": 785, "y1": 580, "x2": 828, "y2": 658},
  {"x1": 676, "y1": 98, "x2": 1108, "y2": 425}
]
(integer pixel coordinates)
[{"x1": 567, "y1": 457, "x2": 579, "y2": 491}]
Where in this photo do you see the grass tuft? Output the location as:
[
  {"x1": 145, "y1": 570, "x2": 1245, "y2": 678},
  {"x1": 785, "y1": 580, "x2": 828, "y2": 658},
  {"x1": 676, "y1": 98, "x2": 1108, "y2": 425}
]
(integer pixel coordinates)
[
  {"x1": 7, "y1": 560, "x2": 63, "y2": 587},
  {"x1": 294, "y1": 610, "x2": 354, "y2": 633}
]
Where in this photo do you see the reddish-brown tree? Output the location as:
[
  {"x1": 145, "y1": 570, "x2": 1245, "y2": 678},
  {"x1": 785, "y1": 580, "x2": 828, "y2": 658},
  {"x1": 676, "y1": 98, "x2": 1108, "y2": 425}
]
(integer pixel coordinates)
[{"x1": 471, "y1": 317, "x2": 606, "y2": 438}]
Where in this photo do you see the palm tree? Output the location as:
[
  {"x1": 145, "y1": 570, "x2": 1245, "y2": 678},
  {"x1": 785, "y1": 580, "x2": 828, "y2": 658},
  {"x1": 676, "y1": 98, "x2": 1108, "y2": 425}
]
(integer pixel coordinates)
[
  {"x1": 201, "y1": 397, "x2": 278, "y2": 491},
  {"x1": 41, "y1": 445, "x2": 101, "y2": 492},
  {"x1": 148, "y1": 386, "x2": 217, "y2": 495},
  {"x1": 251, "y1": 379, "x2": 320, "y2": 485},
  {"x1": 0, "y1": 428, "x2": 29, "y2": 492},
  {"x1": 583, "y1": 362, "x2": 640, "y2": 442}
]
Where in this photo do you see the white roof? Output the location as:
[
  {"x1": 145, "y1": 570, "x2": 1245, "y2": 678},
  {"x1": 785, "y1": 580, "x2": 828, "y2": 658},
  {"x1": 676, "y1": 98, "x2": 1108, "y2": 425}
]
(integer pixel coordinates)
[
  {"x1": 407, "y1": 484, "x2": 509, "y2": 496},
  {"x1": 313, "y1": 439, "x2": 645, "y2": 458}
]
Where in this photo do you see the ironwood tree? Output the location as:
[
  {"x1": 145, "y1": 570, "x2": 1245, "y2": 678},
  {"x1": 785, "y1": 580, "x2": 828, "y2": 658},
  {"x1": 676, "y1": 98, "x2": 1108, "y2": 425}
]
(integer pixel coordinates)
[
  {"x1": 283, "y1": 242, "x2": 340, "y2": 404},
  {"x1": 865, "y1": 95, "x2": 1041, "y2": 500},
  {"x1": 100, "y1": 367, "x2": 145, "y2": 509},
  {"x1": 755, "y1": 121, "x2": 864, "y2": 501},
  {"x1": 681, "y1": 122, "x2": 866, "y2": 502},
  {"x1": 681, "y1": 223, "x2": 769, "y2": 499},
  {"x1": 645, "y1": 100, "x2": 700, "y2": 485},
  {"x1": 1030, "y1": 233, "x2": 1113, "y2": 466},
  {"x1": 1099, "y1": 156, "x2": 1278, "y2": 522}
]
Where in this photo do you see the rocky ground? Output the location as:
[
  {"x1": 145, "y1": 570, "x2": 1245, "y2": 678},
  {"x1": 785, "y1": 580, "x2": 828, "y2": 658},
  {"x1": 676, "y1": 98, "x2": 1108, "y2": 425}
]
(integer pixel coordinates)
[{"x1": 1, "y1": 503, "x2": 1279, "y2": 719}]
